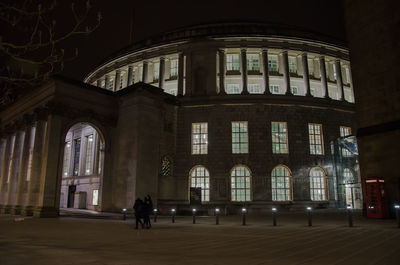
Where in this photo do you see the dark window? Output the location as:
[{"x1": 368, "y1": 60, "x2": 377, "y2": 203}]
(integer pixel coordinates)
[{"x1": 73, "y1": 138, "x2": 81, "y2": 176}]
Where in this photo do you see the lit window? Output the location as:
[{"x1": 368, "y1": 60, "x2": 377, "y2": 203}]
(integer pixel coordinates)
[
  {"x1": 248, "y1": 84, "x2": 263, "y2": 94},
  {"x1": 170, "y1": 59, "x2": 178, "y2": 78},
  {"x1": 153, "y1": 62, "x2": 160, "y2": 81},
  {"x1": 247, "y1": 54, "x2": 260, "y2": 71},
  {"x1": 291, "y1": 86, "x2": 298, "y2": 95},
  {"x1": 232, "y1": 122, "x2": 248, "y2": 154},
  {"x1": 161, "y1": 156, "x2": 172, "y2": 177},
  {"x1": 73, "y1": 138, "x2": 81, "y2": 176},
  {"x1": 192, "y1": 123, "x2": 208, "y2": 155},
  {"x1": 308, "y1": 58, "x2": 314, "y2": 76},
  {"x1": 85, "y1": 135, "x2": 94, "y2": 175},
  {"x1": 271, "y1": 122, "x2": 288, "y2": 154},
  {"x1": 92, "y1": 189, "x2": 99, "y2": 206},
  {"x1": 310, "y1": 87, "x2": 315, "y2": 96},
  {"x1": 268, "y1": 55, "x2": 279, "y2": 72},
  {"x1": 345, "y1": 67, "x2": 351, "y2": 84},
  {"x1": 226, "y1": 54, "x2": 240, "y2": 71},
  {"x1": 26, "y1": 126, "x2": 36, "y2": 181},
  {"x1": 108, "y1": 79, "x2": 114, "y2": 90},
  {"x1": 226, "y1": 84, "x2": 241, "y2": 94},
  {"x1": 308, "y1": 124, "x2": 324, "y2": 155},
  {"x1": 231, "y1": 165, "x2": 251, "y2": 202},
  {"x1": 332, "y1": 63, "x2": 337, "y2": 80},
  {"x1": 269, "y1": 85, "x2": 280, "y2": 94},
  {"x1": 63, "y1": 141, "x2": 71, "y2": 177},
  {"x1": 310, "y1": 167, "x2": 328, "y2": 201},
  {"x1": 119, "y1": 73, "x2": 124, "y2": 89},
  {"x1": 340, "y1": 126, "x2": 352, "y2": 137},
  {"x1": 190, "y1": 166, "x2": 210, "y2": 202},
  {"x1": 271, "y1": 165, "x2": 292, "y2": 201},
  {"x1": 343, "y1": 168, "x2": 353, "y2": 183},
  {"x1": 288, "y1": 56, "x2": 297, "y2": 73}
]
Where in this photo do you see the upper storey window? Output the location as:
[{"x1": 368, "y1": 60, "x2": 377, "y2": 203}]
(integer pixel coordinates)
[
  {"x1": 271, "y1": 122, "x2": 288, "y2": 154},
  {"x1": 108, "y1": 79, "x2": 114, "y2": 90},
  {"x1": 153, "y1": 62, "x2": 160, "y2": 81},
  {"x1": 268, "y1": 55, "x2": 279, "y2": 72},
  {"x1": 170, "y1": 59, "x2": 178, "y2": 78},
  {"x1": 269, "y1": 85, "x2": 280, "y2": 94},
  {"x1": 340, "y1": 126, "x2": 352, "y2": 137},
  {"x1": 308, "y1": 123, "x2": 324, "y2": 155},
  {"x1": 232, "y1": 121, "x2": 248, "y2": 154},
  {"x1": 226, "y1": 84, "x2": 241, "y2": 94},
  {"x1": 247, "y1": 54, "x2": 260, "y2": 72},
  {"x1": 192, "y1": 123, "x2": 208, "y2": 155},
  {"x1": 248, "y1": 84, "x2": 263, "y2": 94},
  {"x1": 308, "y1": 58, "x2": 315, "y2": 77},
  {"x1": 288, "y1": 56, "x2": 297, "y2": 74},
  {"x1": 226, "y1": 54, "x2": 240, "y2": 71}
]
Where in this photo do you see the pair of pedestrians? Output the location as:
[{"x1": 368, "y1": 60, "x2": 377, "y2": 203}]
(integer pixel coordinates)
[{"x1": 133, "y1": 195, "x2": 153, "y2": 229}]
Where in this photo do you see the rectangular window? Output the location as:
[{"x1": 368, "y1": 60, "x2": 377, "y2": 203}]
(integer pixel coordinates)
[
  {"x1": 85, "y1": 135, "x2": 94, "y2": 175},
  {"x1": 226, "y1": 84, "x2": 241, "y2": 94},
  {"x1": 119, "y1": 74, "x2": 124, "y2": 89},
  {"x1": 192, "y1": 123, "x2": 208, "y2": 155},
  {"x1": 73, "y1": 138, "x2": 81, "y2": 176},
  {"x1": 345, "y1": 67, "x2": 351, "y2": 84},
  {"x1": 332, "y1": 63, "x2": 337, "y2": 80},
  {"x1": 269, "y1": 85, "x2": 280, "y2": 94},
  {"x1": 268, "y1": 55, "x2": 279, "y2": 72},
  {"x1": 271, "y1": 122, "x2": 288, "y2": 154},
  {"x1": 170, "y1": 59, "x2": 178, "y2": 77},
  {"x1": 308, "y1": 58, "x2": 314, "y2": 76},
  {"x1": 340, "y1": 126, "x2": 352, "y2": 137},
  {"x1": 248, "y1": 84, "x2": 263, "y2": 94},
  {"x1": 153, "y1": 62, "x2": 160, "y2": 81},
  {"x1": 247, "y1": 54, "x2": 260, "y2": 71},
  {"x1": 226, "y1": 54, "x2": 240, "y2": 71},
  {"x1": 288, "y1": 56, "x2": 297, "y2": 73},
  {"x1": 108, "y1": 79, "x2": 114, "y2": 90},
  {"x1": 63, "y1": 141, "x2": 71, "y2": 177},
  {"x1": 291, "y1": 86, "x2": 298, "y2": 95},
  {"x1": 308, "y1": 124, "x2": 324, "y2": 155},
  {"x1": 92, "y1": 189, "x2": 99, "y2": 206},
  {"x1": 310, "y1": 87, "x2": 315, "y2": 96},
  {"x1": 232, "y1": 122, "x2": 248, "y2": 154}
]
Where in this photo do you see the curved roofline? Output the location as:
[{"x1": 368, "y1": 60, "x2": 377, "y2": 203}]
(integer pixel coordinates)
[{"x1": 85, "y1": 21, "x2": 348, "y2": 81}]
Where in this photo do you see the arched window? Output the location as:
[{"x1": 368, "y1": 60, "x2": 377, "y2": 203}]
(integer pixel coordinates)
[
  {"x1": 190, "y1": 166, "x2": 210, "y2": 202},
  {"x1": 231, "y1": 165, "x2": 251, "y2": 202},
  {"x1": 310, "y1": 167, "x2": 328, "y2": 201},
  {"x1": 271, "y1": 165, "x2": 292, "y2": 201}
]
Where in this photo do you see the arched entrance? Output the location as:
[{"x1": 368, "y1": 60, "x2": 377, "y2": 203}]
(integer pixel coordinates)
[{"x1": 59, "y1": 122, "x2": 105, "y2": 211}]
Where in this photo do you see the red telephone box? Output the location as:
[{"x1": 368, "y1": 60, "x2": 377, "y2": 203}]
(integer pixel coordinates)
[{"x1": 365, "y1": 178, "x2": 389, "y2": 218}]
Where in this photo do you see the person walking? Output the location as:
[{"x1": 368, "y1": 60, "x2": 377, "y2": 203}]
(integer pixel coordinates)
[
  {"x1": 133, "y1": 198, "x2": 144, "y2": 229},
  {"x1": 143, "y1": 195, "x2": 153, "y2": 229}
]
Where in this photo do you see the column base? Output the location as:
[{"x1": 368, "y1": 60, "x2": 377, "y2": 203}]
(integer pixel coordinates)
[
  {"x1": 21, "y1": 206, "x2": 35, "y2": 216},
  {"x1": 11, "y1": 205, "x2": 24, "y2": 215},
  {"x1": 2, "y1": 205, "x2": 14, "y2": 214},
  {"x1": 33, "y1": 206, "x2": 59, "y2": 218}
]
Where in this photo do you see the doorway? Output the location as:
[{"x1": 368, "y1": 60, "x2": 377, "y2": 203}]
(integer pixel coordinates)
[{"x1": 67, "y1": 185, "x2": 76, "y2": 208}]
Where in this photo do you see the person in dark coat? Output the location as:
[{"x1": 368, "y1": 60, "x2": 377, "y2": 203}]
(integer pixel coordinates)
[
  {"x1": 133, "y1": 198, "x2": 144, "y2": 229},
  {"x1": 143, "y1": 195, "x2": 153, "y2": 229}
]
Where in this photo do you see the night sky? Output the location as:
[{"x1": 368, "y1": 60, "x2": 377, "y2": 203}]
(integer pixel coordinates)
[{"x1": 61, "y1": 0, "x2": 346, "y2": 81}]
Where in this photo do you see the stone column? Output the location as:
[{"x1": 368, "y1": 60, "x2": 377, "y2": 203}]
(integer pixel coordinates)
[
  {"x1": 302, "y1": 53, "x2": 311, "y2": 96},
  {"x1": 319, "y1": 56, "x2": 328, "y2": 98},
  {"x1": 104, "y1": 75, "x2": 110, "y2": 90},
  {"x1": 262, "y1": 49, "x2": 270, "y2": 95},
  {"x1": 34, "y1": 114, "x2": 63, "y2": 217},
  {"x1": 218, "y1": 49, "x2": 226, "y2": 94},
  {"x1": 282, "y1": 51, "x2": 291, "y2": 95},
  {"x1": 96, "y1": 79, "x2": 101, "y2": 87},
  {"x1": 159, "y1": 57, "x2": 165, "y2": 89},
  {"x1": 12, "y1": 126, "x2": 31, "y2": 214},
  {"x1": 0, "y1": 136, "x2": 12, "y2": 209},
  {"x1": 335, "y1": 59, "x2": 345, "y2": 101},
  {"x1": 23, "y1": 119, "x2": 46, "y2": 216},
  {"x1": 127, "y1": 65, "x2": 133, "y2": 86},
  {"x1": 4, "y1": 130, "x2": 24, "y2": 213},
  {"x1": 177, "y1": 53, "x2": 184, "y2": 96},
  {"x1": 114, "y1": 69, "x2": 121, "y2": 91},
  {"x1": 142, "y1": 61, "x2": 148, "y2": 83},
  {"x1": 241, "y1": 48, "x2": 249, "y2": 94}
]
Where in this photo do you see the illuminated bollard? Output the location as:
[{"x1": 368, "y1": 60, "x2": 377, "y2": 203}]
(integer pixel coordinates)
[
  {"x1": 272, "y1": 207, "x2": 277, "y2": 226},
  {"x1": 215, "y1": 208, "x2": 220, "y2": 225},
  {"x1": 153, "y1": 208, "x2": 158, "y2": 223},
  {"x1": 242, "y1": 208, "x2": 247, "y2": 226},
  {"x1": 347, "y1": 206, "x2": 353, "y2": 227},
  {"x1": 192, "y1": 208, "x2": 197, "y2": 224},
  {"x1": 122, "y1": 208, "x2": 127, "y2": 220},
  {"x1": 307, "y1": 207, "x2": 312, "y2": 226},
  {"x1": 395, "y1": 205, "x2": 400, "y2": 228},
  {"x1": 171, "y1": 208, "x2": 176, "y2": 223}
]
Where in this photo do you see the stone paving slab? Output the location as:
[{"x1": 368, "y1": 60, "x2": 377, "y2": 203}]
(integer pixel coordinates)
[{"x1": 0, "y1": 213, "x2": 399, "y2": 265}]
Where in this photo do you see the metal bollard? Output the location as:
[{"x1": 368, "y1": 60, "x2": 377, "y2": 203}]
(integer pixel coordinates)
[
  {"x1": 307, "y1": 207, "x2": 312, "y2": 226},
  {"x1": 395, "y1": 205, "x2": 400, "y2": 228},
  {"x1": 347, "y1": 206, "x2": 353, "y2": 227},
  {"x1": 192, "y1": 208, "x2": 196, "y2": 224},
  {"x1": 272, "y1": 207, "x2": 277, "y2": 226},
  {"x1": 215, "y1": 208, "x2": 220, "y2": 225},
  {"x1": 171, "y1": 208, "x2": 176, "y2": 223},
  {"x1": 153, "y1": 208, "x2": 158, "y2": 223},
  {"x1": 122, "y1": 208, "x2": 127, "y2": 220},
  {"x1": 242, "y1": 208, "x2": 247, "y2": 226}
]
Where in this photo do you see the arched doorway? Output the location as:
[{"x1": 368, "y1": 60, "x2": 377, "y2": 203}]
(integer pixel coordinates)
[{"x1": 59, "y1": 122, "x2": 105, "y2": 211}]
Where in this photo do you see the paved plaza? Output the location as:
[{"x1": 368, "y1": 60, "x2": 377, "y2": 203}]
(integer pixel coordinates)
[{"x1": 1, "y1": 211, "x2": 399, "y2": 265}]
